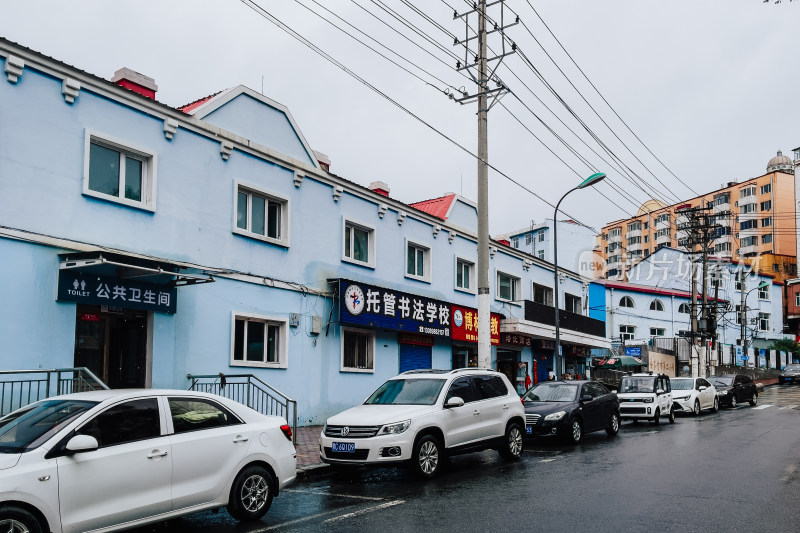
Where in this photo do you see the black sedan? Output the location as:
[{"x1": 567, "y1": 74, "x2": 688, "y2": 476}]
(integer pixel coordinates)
[
  {"x1": 522, "y1": 380, "x2": 620, "y2": 444},
  {"x1": 779, "y1": 364, "x2": 800, "y2": 384},
  {"x1": 709, "y1": 374, "x2": 758, "y2": 408}
]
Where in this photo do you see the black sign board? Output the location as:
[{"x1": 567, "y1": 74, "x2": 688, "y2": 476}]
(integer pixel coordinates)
[{"x1": 58, "y1": 271, "x2": 177, "y2": 314}]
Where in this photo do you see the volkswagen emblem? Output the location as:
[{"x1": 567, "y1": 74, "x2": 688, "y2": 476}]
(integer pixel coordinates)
[{"x1": 342, "y1": 426, "x2": 350, "y2": 437}]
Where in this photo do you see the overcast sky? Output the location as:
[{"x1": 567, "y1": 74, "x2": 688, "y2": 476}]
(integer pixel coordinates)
[{"x1": 3, "y1": 1, "x2": 798, "y2": 234}]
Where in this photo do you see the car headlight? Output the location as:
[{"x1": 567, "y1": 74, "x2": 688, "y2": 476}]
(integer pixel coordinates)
[
  {"x1": 717, "y1": 390, "x2": 727, "y2": 396},
  {"x1": 642, "y1": 398, "x2": 654, "y2": 403},
  {"x1": 675, "y1": 396, "x2": 689, "y2": 401},
  {"x1": 379, "y1": 420, "x2": 411, "y2": 435},
  {"x1": 544, "y1": 411, "x2": 566, "y2": 421}
]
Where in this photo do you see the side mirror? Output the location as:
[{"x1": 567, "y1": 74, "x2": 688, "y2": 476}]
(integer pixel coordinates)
[
  {"x1": 580, "y1": 394, "x2": 592, "y2": 402},
  {"x1": 445, "y1": 396, "x2": 465, "y2": 408},
  {"x1": 656, "y1": 389, "x2": 665, "y2": 395},
  {"x1": 698, "y1": 386, "x2": 707, "y2": 391},
  {"x1": 65, "y1": 435, "x2": 99, "y2": 454}
]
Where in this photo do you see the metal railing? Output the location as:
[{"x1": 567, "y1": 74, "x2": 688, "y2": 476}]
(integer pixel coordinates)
[
  {"x1": 187, "y1": 373, "x2": 297, "y2": 444},
  {"x1": 0, "y1": 368, "x2": 109, "y2": 416}
]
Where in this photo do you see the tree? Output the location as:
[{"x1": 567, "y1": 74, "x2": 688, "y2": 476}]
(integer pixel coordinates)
[{"x1": 768, "y1": 339, "x2": 800, "y2": 353}]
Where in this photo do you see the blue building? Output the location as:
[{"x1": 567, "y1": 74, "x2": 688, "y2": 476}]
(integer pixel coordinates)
[{"x1": 0, "y1": 38, "x2": 608, "y2": 424}]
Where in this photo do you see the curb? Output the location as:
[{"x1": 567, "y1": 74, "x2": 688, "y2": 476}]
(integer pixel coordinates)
[{"x1": 295, "y1": 462, "x2": 331, "y2": 480}]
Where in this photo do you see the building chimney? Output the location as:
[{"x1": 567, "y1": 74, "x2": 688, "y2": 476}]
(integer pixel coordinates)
[
  {"x1": 312, "y1": 150, "x2": 331, "y2": 172},
  {"x1": 111, "y1": 68, "x2": 158, "y2": 99},
  {"x1": 369, "y1": 181, "x2": 390, "y2": 197}
]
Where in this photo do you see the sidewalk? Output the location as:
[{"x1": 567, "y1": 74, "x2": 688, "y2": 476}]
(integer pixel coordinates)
[{"x1": 294, "y1": 425, "x2": 328, "y2": 477}]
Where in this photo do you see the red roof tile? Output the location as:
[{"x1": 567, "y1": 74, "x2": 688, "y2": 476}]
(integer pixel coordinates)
[
  {"x1": 178, "y1": 91, "x2": 223, "y2": 114},
  {"x1": 409, "y1": 194, "x2": 456, "y2": 220}
]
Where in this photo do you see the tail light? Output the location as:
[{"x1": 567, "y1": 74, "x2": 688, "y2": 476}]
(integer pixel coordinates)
[{"x1": 280, "y1": 424, "x2": 292, "y2": 441}]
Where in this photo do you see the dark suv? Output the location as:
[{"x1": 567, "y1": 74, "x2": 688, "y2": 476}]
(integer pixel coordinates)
[
  {"x1": 709, "y1": 375, "x2": 758, "y2": 408},
  {"x1": 779, "y1": 364, "x2": 800, "y2": 385}
]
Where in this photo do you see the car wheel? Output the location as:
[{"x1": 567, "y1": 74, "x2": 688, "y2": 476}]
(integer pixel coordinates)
[
  {"x1": 668, "y1": 407, "x2": 675, "y2": 424},
  {"x1": 411, "y1": 434, "x2": 442, "y2": 479},
  {"x1": 750, "y1": 393, "x2": 758, "y2": 407},
  {"x1": 730, "y1": 395, "x2": 737, "y2": 408},
  {"x1": 712, "y1": 397, "x2": 719, "y2": 413},
  {"x1": 606, "y1": 412, "x2": 620, "y2": 437},
  {"x1": 567, "y1": 418, "x2": 582, "y2": 444},
  {"x1": 0, "y1": 506, "x2": 44, "y2": 533},
  {"x1": 226, "y1": 465, "x2": 275, "y2": 521},
  {"x1": 693, "y1": 400, "x2": 701, "y2": 417},
  {"x1": 498, "y1": 422, "x2": 524, "y2": 461},
  {"x1": 653, "y1": 408, "x2": 660, "y2": 425}
]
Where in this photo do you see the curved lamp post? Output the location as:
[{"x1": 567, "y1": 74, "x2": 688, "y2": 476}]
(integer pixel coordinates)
[{"x1": 553, "y1": 172, "x2": 606, "y2": 379}]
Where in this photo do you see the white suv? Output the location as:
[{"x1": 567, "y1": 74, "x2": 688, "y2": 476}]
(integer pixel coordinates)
[
  {"x1": 319, "y1": 369, "x2": 525, "y2": 478},
  {"x1": 617, "y1": 372, "x2": 675, "y2": 425}
]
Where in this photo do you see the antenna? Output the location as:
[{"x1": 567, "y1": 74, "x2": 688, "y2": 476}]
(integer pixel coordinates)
[{"x1": 261, "y1": 76, "x2": 264, "y2": 95}]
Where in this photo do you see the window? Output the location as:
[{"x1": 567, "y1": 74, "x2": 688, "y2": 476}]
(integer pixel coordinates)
[
  {"x1": 455, "y1": 258, "x2": 475, "y2": 293},
  {"x1": 564, "y1": 293, "x2": 581, "y2": 314},
  {"x1": 713, "y1": 193, "x2": 730, "y2": 206},
  {"x1": 644, "y1": 235, "x2": 649, "y2": 243},
  {"x1": 406, "y1": 240, "x2": 430, "y2": 282},
  {"x1": 643, "y1": 222, "x2": 649, "y2": 229},
  {"x1": 169, "y1": 398, "x2": 241, "y2": 433},
  {"x1": 739, "y1": 185, "x2": 756, "y2": 198},
  {"x1": 760, "y1": 184, "x2": 771, "y2": 195},
  {"x1": 759, "y1": 283, "x2": 770, "y2": 300},
  {"x1": 512, "y1": 237, "x2": 519, "y2": 248},
  {"x1": 83, "y1": 131, "x2": 156, "y2": 210},
  {"x1": 650, "y1": 299, "x2": 664, "y2": 312},
  {"x1": 762, "y1": 234, "x2": 772, "y2": 245},
  {"x1": 735, "y1": 304, "x2": 743, "y2": 325},
  {"x1": 678, "y1": 303, "x2": 691, "y2": 314},
  {"x1": 342, "y1": 327, "x2": 374, "y2": 372},
  {"x1": 740, "y1": 220, "x2": 757, "y2": 231},
  {"x1": 760, "y1": 200, "x2": 772, "y2": 212},
  {"x1": 620, "y1": 325, "x2": 635, "y2": 341},
  {"x1": 762, "y1": 217, "x2": 772, "y2": 227},
  {"x1": 497, "y1": 272, "x2": 520, "y2": 302},
  {"x1": 609, "y1": 228, "x2": 622, "y2": 238},
  {"x1": 343, "y1": 219, "x2": 375, "y2": 267},
  {"x1": 759, "y1": 312, "x2": 770, "y2": 331},
  {"x1": 538, "y1": 232, "x2": 545, "y2": 242},
  {"x1": 234, "y1": 182, "x2": 289, "y2": 246},
  {"x1": 232, "y1": 314, "x2": 287, "y2": 368},
  {"x1": 532, "y1": 282, "x2": 553, "y2": 306},
  {"x1": 627, "y1": 236, "x2": 642, "y2": 246},
  {"x1": 739, "y1": 203, "x2": 756, "y2": 214},
  {"x1": 741, "y1": 236, "x2": 758, "y2": 247},
  {"x1": 537, "y1": 250, "x2": 545, "y2": 259},
  {"x1": 474, "y1": 375, "x2": 509, "y2": 399},
  {"x1": 627, "y1": 221, "x2": 641, "y2": 232},
  {"x1": 446, "y1": 377, "x2": 477, "y2": 403},
  {"x1": 77, "y1": 398, "x2": 160, "y2": 448},
  {"x1": 735, "y1": 271, "x2": 744, "y2": 291},
  {"x1": 650, "y1": 327, "x2": 666, "y2": 337},
  {"x1": 715, "y1": 242, "x2": 732, "y2": 253},
  {"x1": 525, "y1": 234, "x2": 532, "y2": 245},
  {"x1": 796, "y1": 293, "x2": 799, "y2": 307},
  {"x1": 619, "y1": 296, "x2": 635, "y2": 308}
]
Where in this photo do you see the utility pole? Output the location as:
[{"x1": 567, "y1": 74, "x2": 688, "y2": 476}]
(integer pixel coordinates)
[{"x1": 452, "y1": 2, "x2": 516, "y2": 369}]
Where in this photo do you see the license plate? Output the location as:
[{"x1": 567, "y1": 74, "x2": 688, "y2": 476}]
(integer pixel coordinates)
[
  {"x1": 332, "y1": 442, "x2": 356, "y2": 453},
  {"x1": 526, "y1": 426, "x2": 533, "y2": 434}
]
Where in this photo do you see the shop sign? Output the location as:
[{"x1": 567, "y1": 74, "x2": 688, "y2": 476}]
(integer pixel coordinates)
[
  {"x1": 58, "y1": 271, "x2": 177, "y2": 314},
  {"x1": 624, "y1": 347, "x2": 642, "y2": 357},
  {"x1": 338, "y1": 280, "x2": 450, "y2": 337},
  {"x1": 79, "y1": 313, "x2": 100, "y2": 322},
  {"x1": 450, "y1": 305, "x2": 501, "y2": 345},
  {"x1": 398, "y1": 332, "x2": 435, "y2": 346},
  {"x1": 538, "y1": 339, "x2": 555, "y2": 350},
  {"x1": 501, "y1": 333, "x2": 532, "y2": 347}
]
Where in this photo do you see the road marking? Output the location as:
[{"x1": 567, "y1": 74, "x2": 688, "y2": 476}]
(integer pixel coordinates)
[
  {"x1": 539, "y1": 458, "x2": 559, "y2": 463},
  {"x1": 780, "y1": 405, "x2": 798, "y2": 410},
  {"x1": 282, "y1": 488, "x2": 384, "y2": 501},
  {"x1": 322, "y1": 500, "x2": 405, "y2": 524},
  {"x1": 753, "y1": 404, "x2": 772, "y2": 410},
  {"x1": 252, "y1": 505, "x2": 362, "y2": 531},
  {"x1": 782, "y1": 464, "x2": 797, "y2": 483}
]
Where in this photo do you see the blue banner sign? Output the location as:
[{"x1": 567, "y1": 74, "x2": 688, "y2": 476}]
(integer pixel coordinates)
[
  {"x1": 624, "y1": 347, "x2": 642, "y2": 357},
  {"x1": 338, "y1": 279, "x2": 450, "y2": 337},
  {"x1": 58, "y1": 270, "x2": 177, "y2": 314}
]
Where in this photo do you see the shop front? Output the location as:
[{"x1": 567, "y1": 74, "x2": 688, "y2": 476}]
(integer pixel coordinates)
[
  {"x1": 499, "y1": 332, "x2": 534, "y2": 394},
  {"x1": 450, "y1": 304, "x2": 502, "y2": 371}
]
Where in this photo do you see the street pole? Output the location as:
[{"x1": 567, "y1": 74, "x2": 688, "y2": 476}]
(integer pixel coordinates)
[
  {"x1": 476, "y1": 0, "x2": 491, "y2": 369},
  {"x1": 740, "y1": 276, "x2": 746, "y2": 355},
  {"x1": 700, "y1": 221, "x2": 709, "y2": 378}
]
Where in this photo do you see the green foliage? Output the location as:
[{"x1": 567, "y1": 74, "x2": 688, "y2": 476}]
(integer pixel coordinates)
[{"x1": 768, "y1": 339, "x2": 800, "y2": 353}]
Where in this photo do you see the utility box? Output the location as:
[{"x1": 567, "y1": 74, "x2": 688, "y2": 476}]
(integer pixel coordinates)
[
  {"x1": 310, "y1": 315, "x2": 322, "y2": 335},
  {"x1": 289, "y1": 313, "x2": 300, "y2": 328}
]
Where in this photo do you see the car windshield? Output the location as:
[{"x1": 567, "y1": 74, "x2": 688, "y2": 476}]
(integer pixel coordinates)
[
  {"x1": 709, "y1": 376, "x2": 733, "y2": 387},
  {"x1": 365, "y1": 379, "x2": 446, "y2": 405},
  {"x1": 0, "y1": 399, "x2": 97, "y2": 453},
  {"x1": 785, "y1": 365, "x2": 800, "y2": 372},
  {"x1": 619, "y1": 377, "x2": 655, "y2": 393},
  {"x1": 670, "y1": 379, "x2": 694, "y2": 390},
  {"x1": 522, "y1": 383, "x2": 578, "y2": 402}
]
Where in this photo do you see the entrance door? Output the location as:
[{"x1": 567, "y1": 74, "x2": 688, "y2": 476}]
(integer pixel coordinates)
[
  {"x1": 496, "y1": 350, "x2": 519, "y2": 390},
  {"x1": 399, "y1": 343, "x2": 432, "y2": 373},
  {"x1": 74, "y1": 305, "x2": 147, "y2": 388}
]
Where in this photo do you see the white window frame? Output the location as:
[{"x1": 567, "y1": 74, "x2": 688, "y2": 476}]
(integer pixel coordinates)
[
  {"x1": 232, "y1": 180, "x2": 291, "y2": 247},
  {"x1": 678, "y1": 303, "x2": 691, "y2": 314},
  {"x1": 758, "y1": 283, "x2": 770, "y2": 300},
  {"x1": 405, "y1": 238, "x2": 431, "y2": 283},
  {"x1": 620, "y1": 324, "x2": 636, "y2": 341},
  {"x1": 650, "y1": 327, "x2": 666, "y2": 337},
  {"x1": 496, "y1": 270, "x2": 520, "y2": 304},
  {"x1": 341, "y1": 326, "x2": 375, "y2": 373},
  {"x1": 342, "y1": 217, "x2": 376, "y2": 268},
  {"x1": 758, "y1": 312, "x2": 770, "y2": 331},
  {"x1": 795, "y1": 293, "x2": 799, "y2": 307},
  {"x1": 649, "y1": 299, "x2": 664, "y2": 312},
  {"x1": 230, "y1": 312, "x2": 288, "y2": 369},
  {"x1": 83, "y1": 129, "x2": 157, "y2": 211},
  {"x1": 619, "y1": 296, "x2": 635, "y2": 308},
  {"x1": 455, "y1": 257, "x2": 476, "y2": 294},
  {"x1": 532, "y1": 282, "x2": 553, "y2": 306},
  {"x1": 538, "y1": 231, "x2": 545, "y2": 242}
]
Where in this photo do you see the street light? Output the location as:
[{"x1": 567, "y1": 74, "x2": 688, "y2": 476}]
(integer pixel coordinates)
[
  {"x1": 740, "y1": 278, "x2": 770, "y2": 354},
  {"x1": 553, "y1": 172, "x2": 606, "y2": 379}
]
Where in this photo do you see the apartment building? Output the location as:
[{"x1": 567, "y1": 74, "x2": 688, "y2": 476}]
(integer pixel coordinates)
[{"x1": 598, "y1": 152, "x2": 797, "y2": 284}]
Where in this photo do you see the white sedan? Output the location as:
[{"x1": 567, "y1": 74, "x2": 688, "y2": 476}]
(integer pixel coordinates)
[
  {"x1": 670, "y1": 377, "x2": 719, "y2": 416},
  {"x1": 0, "y1": 389, "x2": 296, "y2": 533}
]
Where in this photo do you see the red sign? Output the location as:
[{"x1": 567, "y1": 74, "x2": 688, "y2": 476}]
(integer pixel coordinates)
[
  {"x1": 450, "y1": 305, "x2": 501, "y2": 345},
  {"x1": 80, "y1": 313, "x2": 100, "y2": 322}
]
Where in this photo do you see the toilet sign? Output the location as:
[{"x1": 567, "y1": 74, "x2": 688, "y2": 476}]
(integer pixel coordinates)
[{"x1": 58, "y1": 271, "x2": 177, "y2": 314}]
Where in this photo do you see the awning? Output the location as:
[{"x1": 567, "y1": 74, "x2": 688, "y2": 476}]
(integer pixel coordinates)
[{"x1": 59, "y1": 251, "x2": 215, "y2": 287}]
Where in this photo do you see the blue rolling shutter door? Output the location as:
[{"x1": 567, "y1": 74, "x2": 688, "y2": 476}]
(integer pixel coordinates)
[{"x1": 399, "y1": 343, "x2": 432, "y2": 373}]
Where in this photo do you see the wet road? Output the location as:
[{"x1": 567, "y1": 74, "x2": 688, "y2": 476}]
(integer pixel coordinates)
[{"x1": 133, "y1": 385, "x2": 800, "y2": 533}]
